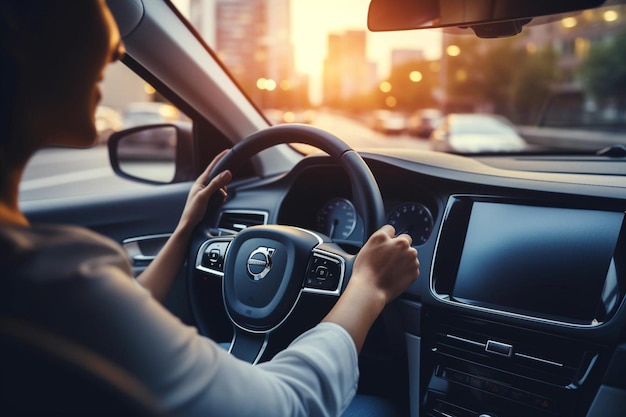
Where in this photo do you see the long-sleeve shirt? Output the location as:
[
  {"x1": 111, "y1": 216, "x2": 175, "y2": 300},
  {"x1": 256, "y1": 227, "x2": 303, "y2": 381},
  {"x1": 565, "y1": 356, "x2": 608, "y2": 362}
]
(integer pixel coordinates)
[{"x1": 0, "y1": 223, "x2": 359, "y2": 416}]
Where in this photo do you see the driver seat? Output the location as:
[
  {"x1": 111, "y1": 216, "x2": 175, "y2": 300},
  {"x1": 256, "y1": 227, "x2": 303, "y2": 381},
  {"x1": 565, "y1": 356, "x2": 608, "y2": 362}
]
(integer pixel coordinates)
[{"x1": 0, "y1": 316, "x2": 165, "y2": 416}]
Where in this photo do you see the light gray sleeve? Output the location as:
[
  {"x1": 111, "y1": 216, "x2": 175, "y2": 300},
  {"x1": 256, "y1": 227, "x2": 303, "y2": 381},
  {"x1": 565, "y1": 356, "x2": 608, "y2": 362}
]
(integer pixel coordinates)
[
  {"x1": 104, "y1": 281, "x2": 360, "y2": 417},
  {"x1": 5, "y1": 225, "x2": 359, "y2": 417},
  {"x1": 204, "y1": 323, "x2": 359, "y2": 417}
]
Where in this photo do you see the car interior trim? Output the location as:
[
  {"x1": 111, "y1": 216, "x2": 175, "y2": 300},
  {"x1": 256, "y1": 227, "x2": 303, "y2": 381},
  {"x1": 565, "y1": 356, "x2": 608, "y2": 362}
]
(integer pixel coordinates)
[
  {"x1": 122, "y1": 233, "x2": 173, "y2": 262},
  {"x1": 227, "y1": 331, "x2": 269, "y2": 366}
]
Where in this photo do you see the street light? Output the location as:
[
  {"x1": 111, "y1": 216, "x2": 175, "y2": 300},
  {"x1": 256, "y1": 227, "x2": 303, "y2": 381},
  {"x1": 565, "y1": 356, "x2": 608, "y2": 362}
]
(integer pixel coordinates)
[
  {"x1": 257, "y1": 78, "x2": 277, "y2": 91},
  {"x1": 409, "y1": 71, "x2": 423, "y2": 83},
  {"x1": 446, "y1": 45, "x2": 461, "y2": 57}
]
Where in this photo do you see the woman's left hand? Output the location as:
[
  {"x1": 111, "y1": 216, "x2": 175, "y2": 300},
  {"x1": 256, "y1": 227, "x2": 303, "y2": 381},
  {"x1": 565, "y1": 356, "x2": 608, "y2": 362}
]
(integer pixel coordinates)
[{"x1": 177, "y1": 149, "x2": 232, "y2": 233}]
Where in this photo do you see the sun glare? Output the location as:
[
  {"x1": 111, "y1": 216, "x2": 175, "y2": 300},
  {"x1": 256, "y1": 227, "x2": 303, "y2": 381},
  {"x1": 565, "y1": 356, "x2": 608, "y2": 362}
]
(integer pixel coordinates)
[{"x1": 291, "y1": 0, "x2": 441, "y2": 103}]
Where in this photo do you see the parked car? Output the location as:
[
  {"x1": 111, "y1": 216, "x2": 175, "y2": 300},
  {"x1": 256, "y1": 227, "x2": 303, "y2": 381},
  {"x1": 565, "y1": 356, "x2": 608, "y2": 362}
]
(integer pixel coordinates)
[
  {"x1": 369, "y1": 109, "x2": 406, "y2": 135},
  {"x1": 16, "y1": 0, "x2": 626, "y2": 416},
  {"x1": 407, "y1": 108, "x2": 443, "y2": 138},
  {"x1": 431, "y1": 113, "x2": 527, "y2": 153},
  {"x1": 122, "y1": 101, "x2": 184, "y2": 128},
  {"x1": 94, "y1": 105, "x2": 123, "y2": 144},
  {"x1": 119, "y1": 102, "x2": 187, "y2": 150}
]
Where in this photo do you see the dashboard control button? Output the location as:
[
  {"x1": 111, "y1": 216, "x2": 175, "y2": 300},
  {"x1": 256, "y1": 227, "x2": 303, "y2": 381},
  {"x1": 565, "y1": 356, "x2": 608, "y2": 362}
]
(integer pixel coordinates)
[
  {"x1": 304, "y1": 253, "x2": 342, "y2": 291},
  {"x1": 197, "y1": 240, "x2": 231, "y2": 275}
]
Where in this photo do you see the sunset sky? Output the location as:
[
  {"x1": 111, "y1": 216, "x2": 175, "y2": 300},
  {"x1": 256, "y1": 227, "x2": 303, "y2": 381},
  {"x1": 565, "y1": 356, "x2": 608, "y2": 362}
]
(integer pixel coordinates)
[
  {"x1": 173, "y1": 0, "x2": 442, "y2": 76},
  {"x1": 291, "y1": 0, "x2": 442, "y2": 79},
  {"x1": 171, "y1": 0, "x2": 442, "y2": 103}
]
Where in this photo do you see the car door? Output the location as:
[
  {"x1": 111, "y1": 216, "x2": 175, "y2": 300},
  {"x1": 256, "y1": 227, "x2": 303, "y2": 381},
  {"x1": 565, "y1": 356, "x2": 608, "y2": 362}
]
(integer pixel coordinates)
[{"x1": 21, "y1": 161, "x2": 197, "y2": 327}]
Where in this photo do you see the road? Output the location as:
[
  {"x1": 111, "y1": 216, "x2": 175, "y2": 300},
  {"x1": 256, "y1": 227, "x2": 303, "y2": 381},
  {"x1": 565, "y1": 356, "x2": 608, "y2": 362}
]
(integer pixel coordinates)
[
  {"x1": 20, "y1": 146, "x2": 153, "y2": 202},
  {"x1": 20, "y1": 111, "x2": 432, "y2": 202}
]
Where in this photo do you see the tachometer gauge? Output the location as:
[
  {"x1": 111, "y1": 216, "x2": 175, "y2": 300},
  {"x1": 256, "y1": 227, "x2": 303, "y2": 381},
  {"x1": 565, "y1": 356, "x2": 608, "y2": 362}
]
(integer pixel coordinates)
[
  {"x1": 316, "y1": 198, "x2": 357, "y2": 240},
  {"x1": 387, "y1": 202, "x2": 434, "y2": 246}
]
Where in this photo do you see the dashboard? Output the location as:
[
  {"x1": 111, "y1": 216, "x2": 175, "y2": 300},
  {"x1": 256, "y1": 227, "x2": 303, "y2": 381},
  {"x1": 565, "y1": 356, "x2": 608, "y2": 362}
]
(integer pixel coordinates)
[
  {"x1": 276, "y1": 160, "x2": 437, "y2": 252},
  {"x1": 210, "y1": 149, "x2": 626, "y2": 417}
]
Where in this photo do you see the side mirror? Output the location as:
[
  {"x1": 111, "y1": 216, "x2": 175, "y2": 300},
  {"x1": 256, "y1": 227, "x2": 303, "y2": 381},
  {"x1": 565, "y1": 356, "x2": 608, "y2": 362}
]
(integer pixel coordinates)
[{"x1": 108, "y1": 123, "x2": 194, "y2": 184}]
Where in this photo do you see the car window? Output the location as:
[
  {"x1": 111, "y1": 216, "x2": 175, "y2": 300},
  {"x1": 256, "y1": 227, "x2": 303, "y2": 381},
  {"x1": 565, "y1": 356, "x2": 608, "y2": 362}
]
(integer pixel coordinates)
[
  {"x1": 178, "y1": 0, "x2": 626, "y2": 155},
  {"x1": 20, "y1": 62, "x2": 187, "y2": 202}
]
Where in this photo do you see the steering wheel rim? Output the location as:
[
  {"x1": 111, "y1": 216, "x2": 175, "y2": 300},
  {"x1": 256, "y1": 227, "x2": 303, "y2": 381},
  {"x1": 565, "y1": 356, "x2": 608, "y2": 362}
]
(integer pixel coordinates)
[
  {"x1": 206, "y1": 124, "x2": 385, "y2": 237},
  {"x1": 191, "y1": 124, "x2": 384, "y2": 363}
]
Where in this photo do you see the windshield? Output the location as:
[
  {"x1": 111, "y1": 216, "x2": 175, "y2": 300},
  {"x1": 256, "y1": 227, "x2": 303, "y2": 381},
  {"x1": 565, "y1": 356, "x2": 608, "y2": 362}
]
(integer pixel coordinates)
[{"x1": 176, "y1": 0, "x2": 626, "y2": 155}]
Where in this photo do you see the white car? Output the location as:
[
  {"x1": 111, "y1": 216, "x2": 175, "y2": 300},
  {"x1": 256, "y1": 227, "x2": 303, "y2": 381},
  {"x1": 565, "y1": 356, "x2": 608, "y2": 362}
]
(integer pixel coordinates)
[{"x1": 431, "y1": 113, "x2": 527, "y2": 153}]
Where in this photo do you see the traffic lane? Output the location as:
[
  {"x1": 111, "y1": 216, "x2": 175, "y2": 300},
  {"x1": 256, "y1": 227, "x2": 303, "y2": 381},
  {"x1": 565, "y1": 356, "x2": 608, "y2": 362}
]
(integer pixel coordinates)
[
  {"x1": 309, "y1": 111, "x2": 433, "y2": 151},
  {"x1": 22, "y1": 146, "x2": 110, "y2": 180}
]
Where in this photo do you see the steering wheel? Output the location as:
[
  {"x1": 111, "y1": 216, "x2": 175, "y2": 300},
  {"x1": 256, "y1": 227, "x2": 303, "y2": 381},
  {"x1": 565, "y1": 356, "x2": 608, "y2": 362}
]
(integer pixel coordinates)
[{"x1": 189, "y1": 124, "x2": 384, "y2": 364}]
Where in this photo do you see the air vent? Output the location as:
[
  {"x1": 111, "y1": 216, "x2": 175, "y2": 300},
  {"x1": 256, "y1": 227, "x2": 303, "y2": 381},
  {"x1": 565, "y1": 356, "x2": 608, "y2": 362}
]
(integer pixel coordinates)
[
  {"x1": 430, "y1": 317, "x2": 597, "y2": 388},
  {"x1": 217, "y1": 210, "x2": 268, "y2": 234}
]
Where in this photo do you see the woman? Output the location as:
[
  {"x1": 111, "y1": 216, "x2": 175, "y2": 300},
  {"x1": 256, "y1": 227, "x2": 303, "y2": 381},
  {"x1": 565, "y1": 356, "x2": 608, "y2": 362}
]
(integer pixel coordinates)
[{"x1": 0, "y1": 1, "x2": 420, "y2": 416}]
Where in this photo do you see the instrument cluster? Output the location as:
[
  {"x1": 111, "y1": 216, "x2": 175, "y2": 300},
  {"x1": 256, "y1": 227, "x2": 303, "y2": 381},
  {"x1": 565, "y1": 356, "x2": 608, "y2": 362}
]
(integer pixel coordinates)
[{"x1": 315, "y1": 198, "x2": 434, "y2": 246}]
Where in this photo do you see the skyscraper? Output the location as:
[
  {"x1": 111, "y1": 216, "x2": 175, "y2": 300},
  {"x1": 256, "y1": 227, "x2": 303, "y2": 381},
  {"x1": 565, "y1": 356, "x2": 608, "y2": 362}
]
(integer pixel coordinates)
[{"x1": 323, "y1": 30, "x2": 375, "y2": 105}]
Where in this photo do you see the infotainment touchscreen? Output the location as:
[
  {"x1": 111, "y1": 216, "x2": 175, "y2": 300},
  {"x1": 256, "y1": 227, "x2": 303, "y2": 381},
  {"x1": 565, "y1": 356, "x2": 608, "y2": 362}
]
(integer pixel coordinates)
[{"x1": 434, "y1": 198, "x2": 625, "y2": 325}]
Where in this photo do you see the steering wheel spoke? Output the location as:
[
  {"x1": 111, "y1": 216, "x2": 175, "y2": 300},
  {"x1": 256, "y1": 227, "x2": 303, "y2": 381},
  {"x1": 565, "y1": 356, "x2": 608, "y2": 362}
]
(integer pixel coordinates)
[
  {"x1": 302, "y1": 248, "x2": 348, "y2": 295},
  {"x1": 228, "y1": 328, "x2": 268, "y2": 364},
  {"x1": 195, "y1": 237, "x2": 234, "y2": 276}
]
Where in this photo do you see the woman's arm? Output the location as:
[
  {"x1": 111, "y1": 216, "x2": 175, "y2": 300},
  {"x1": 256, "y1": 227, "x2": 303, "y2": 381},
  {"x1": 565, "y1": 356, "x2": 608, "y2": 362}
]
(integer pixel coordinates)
[
  {"x1": 322, "y1": 224, "x2": 419, "y2": 352},
  {"x1": 136, "y1": 150, "x2": 231, "y2": 302}
]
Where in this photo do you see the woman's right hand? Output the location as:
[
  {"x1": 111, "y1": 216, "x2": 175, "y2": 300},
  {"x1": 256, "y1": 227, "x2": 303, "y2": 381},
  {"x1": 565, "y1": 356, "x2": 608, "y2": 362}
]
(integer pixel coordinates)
[
  {"x1": 350, "y1": 224, "x2": 420, "y2": 304},
  {"x1": 322, "y1": 225, "x2": 419, "y2": 352}
]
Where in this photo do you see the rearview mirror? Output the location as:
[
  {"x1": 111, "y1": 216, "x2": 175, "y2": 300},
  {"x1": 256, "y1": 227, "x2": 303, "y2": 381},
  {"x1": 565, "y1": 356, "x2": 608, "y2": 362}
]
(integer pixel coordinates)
[
  {"x1": 108, "y1": 123, "x2": 194, "y2": 184},
  {"x1": 368, "y1": 0, "x2": 606, "y2": 37}
]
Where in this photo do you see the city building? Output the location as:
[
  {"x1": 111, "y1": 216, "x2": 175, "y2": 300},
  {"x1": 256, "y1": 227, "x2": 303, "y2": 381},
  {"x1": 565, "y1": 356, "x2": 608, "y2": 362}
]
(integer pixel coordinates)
[
  {"x1": 323, "y1": 30, "x2": 377, "y2": 105},
  {"x1": 391, "y1": 49, "x2": 424, "y2": 68},
  {"x1": 188, "y1": 0, "x2": 297, "y2": 108}
]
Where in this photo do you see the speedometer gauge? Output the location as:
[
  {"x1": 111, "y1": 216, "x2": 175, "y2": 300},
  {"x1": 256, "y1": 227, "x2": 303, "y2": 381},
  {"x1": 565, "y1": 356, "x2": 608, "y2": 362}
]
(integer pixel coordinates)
[
  {"x1": 316, "y1": 198, "x2": 357, "y2": 240},
  {"x1": 387, "y1": 202, "x2": 434, "y2": 246}
]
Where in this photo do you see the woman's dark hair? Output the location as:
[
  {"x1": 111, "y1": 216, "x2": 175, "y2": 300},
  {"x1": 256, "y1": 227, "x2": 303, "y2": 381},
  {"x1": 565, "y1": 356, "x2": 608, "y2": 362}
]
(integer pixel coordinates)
[{"x1": 0, "y1": 1, "x2": 54, "y2": 148}]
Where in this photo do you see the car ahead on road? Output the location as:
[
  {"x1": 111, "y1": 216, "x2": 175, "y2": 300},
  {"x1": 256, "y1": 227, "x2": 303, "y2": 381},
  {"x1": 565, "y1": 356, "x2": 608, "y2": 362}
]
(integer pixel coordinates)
[
  {"x1": 406, "y1": 108, "x2": 443, "y2": 139},
  {"x1": 95, "y1": 105, "x2": 123, "y2": 144},
  {"x1": 431, "y1": 113, "x2": 527, "y2": 153},
  {"x1": 14, "y1": 0, "x2": 626, "y2": 416},
  {"x1": 122, "y1": 101, "x2": 185, "y2": 128},
  {"x1": 369, "y1": 109, "x2": 407, "y2": 135},
  {"x1": 119, "y1": 102, "x2": 188, "y2": 151}
]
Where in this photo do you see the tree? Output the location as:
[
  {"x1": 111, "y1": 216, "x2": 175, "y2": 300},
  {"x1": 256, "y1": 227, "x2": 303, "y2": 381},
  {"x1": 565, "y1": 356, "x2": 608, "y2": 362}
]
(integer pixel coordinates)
[
  {"x1": 385, "y1": 60, "x2": 440, "y2": 111},
  {"x1": 580, "y1": 30, "x2": 626, "y2": 101},
  {"x1": 443, "y1": 34, "x2": 560, "y2": 123},
  {"x1": 512, "y1": 46, "x2": 561, "y2": 124}
]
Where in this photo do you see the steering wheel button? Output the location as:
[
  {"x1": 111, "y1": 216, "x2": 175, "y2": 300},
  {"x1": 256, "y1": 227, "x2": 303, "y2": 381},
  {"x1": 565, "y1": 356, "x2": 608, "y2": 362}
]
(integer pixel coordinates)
[
  {"x1": 197, "y1": 239, "x2": 232, "y2": 275},
  {"x1": 316, "y1": 266, "x2": 328, "y2": 279},
  {"x1": 209, "y1": 249, "x2": 220, "y2": 262}
]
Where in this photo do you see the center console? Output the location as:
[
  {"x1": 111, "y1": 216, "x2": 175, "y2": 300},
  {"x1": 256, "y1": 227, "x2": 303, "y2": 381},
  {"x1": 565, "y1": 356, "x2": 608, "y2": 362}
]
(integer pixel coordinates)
[
  {"x1": 419, "y1": 195, "x2": 626, "y2": 417},
  {"x1": 421, "y1": 311, "x2": 607, "y2": 417}
]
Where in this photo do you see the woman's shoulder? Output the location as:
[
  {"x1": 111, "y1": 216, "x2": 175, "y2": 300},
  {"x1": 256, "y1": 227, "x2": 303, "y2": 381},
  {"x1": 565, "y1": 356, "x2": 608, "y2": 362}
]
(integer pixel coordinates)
[
  {"x1": 1, "y1": 222, "x2": 120, "y2": 249},
  {"x1": 0, "y1": 223, "x2": 132, "y2": 283}
]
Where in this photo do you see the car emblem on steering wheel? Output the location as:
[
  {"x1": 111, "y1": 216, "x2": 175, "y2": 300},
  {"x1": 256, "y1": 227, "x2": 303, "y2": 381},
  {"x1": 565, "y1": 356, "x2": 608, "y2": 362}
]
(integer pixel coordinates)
[{"x1": 246, "y1": 246, "x2": 276, "y2": 281}]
